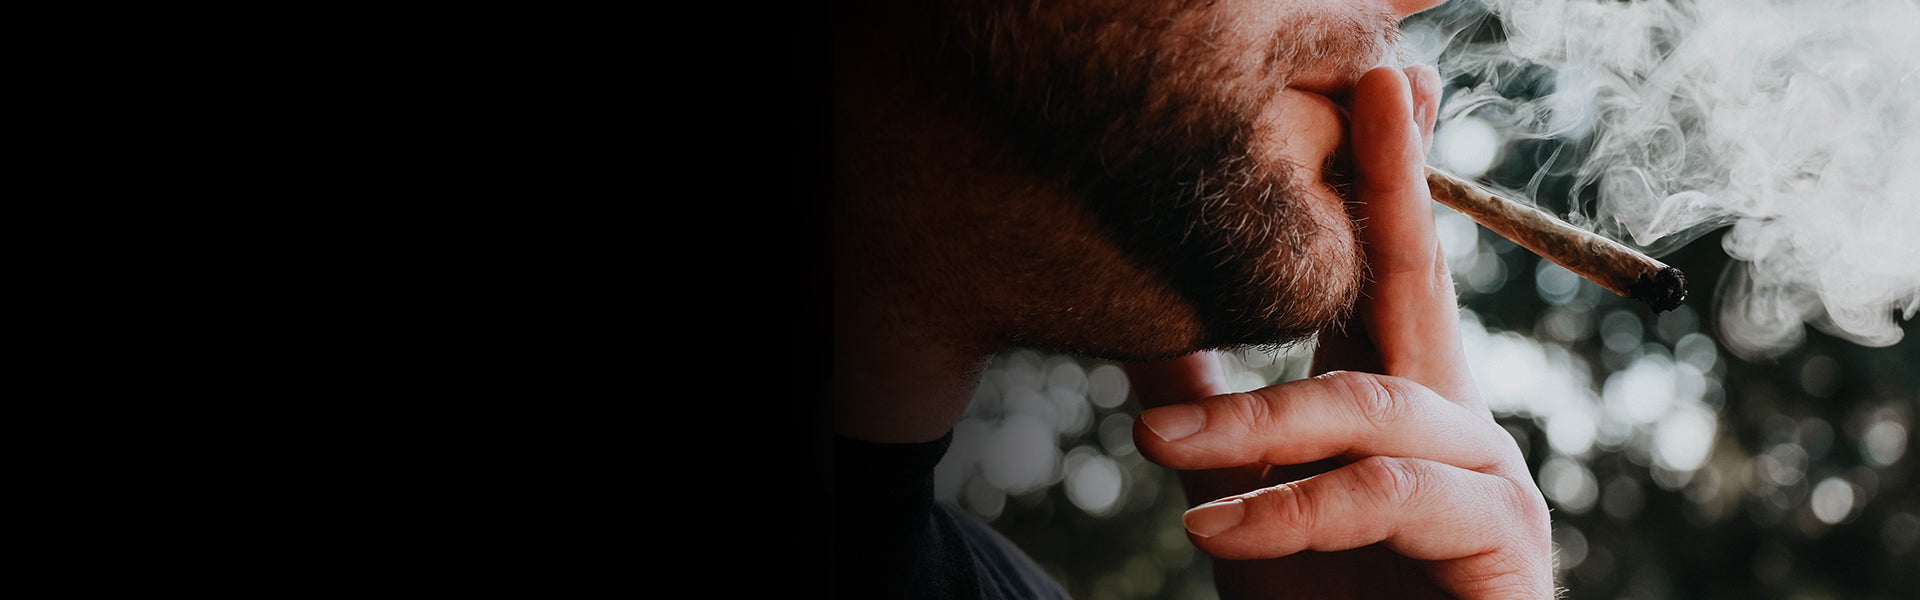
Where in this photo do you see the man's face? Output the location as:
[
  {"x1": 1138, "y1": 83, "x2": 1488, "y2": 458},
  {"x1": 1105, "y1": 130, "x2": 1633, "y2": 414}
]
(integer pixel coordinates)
[{"x1": 928, "y1": 0, "x2": 1410, "y2": 351}]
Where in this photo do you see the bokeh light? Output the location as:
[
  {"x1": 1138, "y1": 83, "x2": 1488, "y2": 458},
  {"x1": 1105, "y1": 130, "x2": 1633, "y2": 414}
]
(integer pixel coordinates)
[{"x1": 1434, "y1": 115, "x2": 1504, "y2": 178}]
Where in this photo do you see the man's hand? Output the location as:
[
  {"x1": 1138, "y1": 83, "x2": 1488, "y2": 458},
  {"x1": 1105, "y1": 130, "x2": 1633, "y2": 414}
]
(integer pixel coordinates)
[{"x1": 1124, "y1": 65, "x2": 1556, "y2": 599}]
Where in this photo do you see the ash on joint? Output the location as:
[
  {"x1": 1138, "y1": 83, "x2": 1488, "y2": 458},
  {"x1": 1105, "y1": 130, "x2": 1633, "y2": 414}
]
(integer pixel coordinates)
[{"x1": 1629, "y1": 266, "x2": 1689, "y2": 313}]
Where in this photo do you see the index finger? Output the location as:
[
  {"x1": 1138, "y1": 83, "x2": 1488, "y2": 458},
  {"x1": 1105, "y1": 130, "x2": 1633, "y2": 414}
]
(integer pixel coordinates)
[
  {"x1": 1134, "y1": 370, "x2": 1519, "y2": 474},
  {"x1": 1349, "y1": 65, "x2": 1472, "y2": 397}
]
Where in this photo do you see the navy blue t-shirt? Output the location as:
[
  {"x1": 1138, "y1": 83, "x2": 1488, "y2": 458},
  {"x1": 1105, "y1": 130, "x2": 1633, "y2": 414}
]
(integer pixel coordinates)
[{"x1": 836, "y1": 433, "x2": 1072, "y2": 599}]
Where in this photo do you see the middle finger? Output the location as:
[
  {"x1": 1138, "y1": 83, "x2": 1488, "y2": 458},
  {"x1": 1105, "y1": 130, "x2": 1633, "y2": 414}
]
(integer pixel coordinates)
[{"x1": 1134, "y1": 370, "x2": 1516, "y2": 474}]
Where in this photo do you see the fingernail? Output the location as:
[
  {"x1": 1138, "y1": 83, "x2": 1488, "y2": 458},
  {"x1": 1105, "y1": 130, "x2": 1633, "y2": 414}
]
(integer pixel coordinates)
[
  {"x1": 1141, "y1": 404, "x2": 1204, "y2": 442},
  {"x1": 1184, "y1": 499, "x2": 1245, "y2": 538}
]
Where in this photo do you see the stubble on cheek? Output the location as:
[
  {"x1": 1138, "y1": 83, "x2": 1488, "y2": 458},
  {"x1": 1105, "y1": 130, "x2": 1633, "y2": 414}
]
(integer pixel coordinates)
[
  {"x1": 1200, "y1": 6, "x2": 1403, "y2": 345},
  {"x1": 1054, "y1": 4, "x2": 1388, "y2": 349},
  {"x1": 912, "y1": 0, "x2": 1395, "y2": 350},
  {"x1": 1198, "y1": 160, "x2": 1367, "y2": 349}
]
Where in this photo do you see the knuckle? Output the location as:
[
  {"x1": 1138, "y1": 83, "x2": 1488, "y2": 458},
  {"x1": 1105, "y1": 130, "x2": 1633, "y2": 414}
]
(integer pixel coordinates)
[
  {"x1": 1352, "y1": 456, "x2": 1422, "y2": 509},
  {"x1": 1325, "y1": 371, "x2": 1405, "y2": 432},
  {"x1": 1248, "y1": 483, "x2": 1317, "y2": 544},
  {"x1": 1508, "y1": 477, "x2": 1553, "y2": 531},
  {"x1": 1431, "y1": 244, "x2": 1456, "y2": 293},
  {"x1": 1216, "y1": 391, "x2": 1274, "y2": 433},
  {"x1": 1447, "y1": 551, "x2": 1551, "y2": 600},
  {"x1": 1490, "y1": 465, "x2": 1549, "y2": 519}
]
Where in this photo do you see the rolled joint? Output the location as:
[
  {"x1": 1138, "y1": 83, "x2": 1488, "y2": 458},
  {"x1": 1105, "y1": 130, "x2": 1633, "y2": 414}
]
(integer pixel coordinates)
[{"x1": 1423, "y1": 167, "x2": 1688, "y2": 313}]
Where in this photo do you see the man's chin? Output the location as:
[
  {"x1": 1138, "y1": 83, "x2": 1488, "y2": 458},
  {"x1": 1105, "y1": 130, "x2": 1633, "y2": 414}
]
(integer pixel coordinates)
[
  {"x1": 1200, "y1": 227, "x2": 1366, "y2": 350},
  {"x1": 1202, "y1": 287, "x2": 1359, "y2": 351}
]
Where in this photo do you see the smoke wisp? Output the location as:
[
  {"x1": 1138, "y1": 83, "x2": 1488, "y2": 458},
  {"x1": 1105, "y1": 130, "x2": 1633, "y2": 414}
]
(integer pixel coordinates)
[{"x1": 1406, "y1": 0, "x2": 1920, "y2": 360}]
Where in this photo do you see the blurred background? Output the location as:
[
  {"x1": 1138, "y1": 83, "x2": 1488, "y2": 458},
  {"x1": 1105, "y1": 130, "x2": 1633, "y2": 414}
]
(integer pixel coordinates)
[{"x1": 931, "y1": 1, "x2": 1918, "y2": 598}]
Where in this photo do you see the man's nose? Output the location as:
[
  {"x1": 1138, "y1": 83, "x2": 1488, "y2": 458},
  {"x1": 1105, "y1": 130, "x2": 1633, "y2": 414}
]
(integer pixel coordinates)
[{"x1": 1382, "y1": 0, "x2": 1447, "y2": 20}]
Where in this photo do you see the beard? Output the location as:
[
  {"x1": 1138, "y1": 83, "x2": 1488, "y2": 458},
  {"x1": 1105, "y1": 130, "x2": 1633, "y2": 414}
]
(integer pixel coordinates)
[{"x1": 920, "y1": 0, "x2": 1400, "y2": 350}]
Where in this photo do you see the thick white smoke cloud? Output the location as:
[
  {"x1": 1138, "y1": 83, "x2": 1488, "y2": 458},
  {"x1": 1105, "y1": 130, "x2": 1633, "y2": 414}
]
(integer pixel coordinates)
[{"x1": 1407, "y1": 0, "x2": 1920, "y2": 360}]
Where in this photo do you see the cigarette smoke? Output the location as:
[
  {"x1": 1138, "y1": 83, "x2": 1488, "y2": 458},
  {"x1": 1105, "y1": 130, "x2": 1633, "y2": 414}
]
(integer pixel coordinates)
[{"x1": 1405, "y1": 0, "x2": 1920, "y2": 360}]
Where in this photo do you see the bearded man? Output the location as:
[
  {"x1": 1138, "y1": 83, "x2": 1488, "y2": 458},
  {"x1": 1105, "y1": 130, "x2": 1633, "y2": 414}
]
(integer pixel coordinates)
[{"x1": 832, "y1": 1, "x2": 1555, "y2": 598}]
